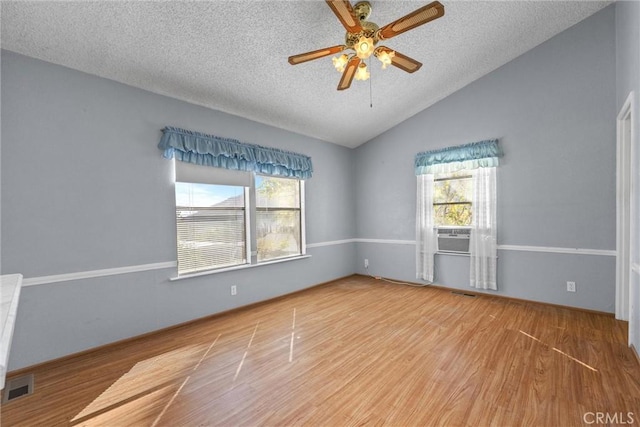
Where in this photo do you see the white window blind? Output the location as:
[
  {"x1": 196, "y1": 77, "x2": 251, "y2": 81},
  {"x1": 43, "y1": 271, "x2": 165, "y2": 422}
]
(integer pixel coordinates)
[
  {"x1": 175, "y1": 182, "x2": 248, "y2": 274},
  {"x1": 255, "y1": 175, "x2": 303, "y2": 262}
]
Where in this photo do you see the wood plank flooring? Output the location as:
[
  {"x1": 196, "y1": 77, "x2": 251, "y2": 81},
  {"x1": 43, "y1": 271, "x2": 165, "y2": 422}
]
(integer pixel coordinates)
[{"x1": 2, "y1": 275, "x2": 639, "y2": 426}]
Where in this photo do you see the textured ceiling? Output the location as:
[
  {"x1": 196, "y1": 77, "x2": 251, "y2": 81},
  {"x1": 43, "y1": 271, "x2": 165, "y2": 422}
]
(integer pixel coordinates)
[{"x1": 1, "y1": 1, "x2": 611, "y2": 148}]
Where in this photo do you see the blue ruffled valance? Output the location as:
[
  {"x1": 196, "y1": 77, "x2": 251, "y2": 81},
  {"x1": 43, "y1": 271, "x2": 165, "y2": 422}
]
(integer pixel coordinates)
[
  {"x1": 158, "y1": 127, "x2": 313, "y2": 179},
  {"x1": 415, "y1": 139, "x2": 502, "y2": 175}
]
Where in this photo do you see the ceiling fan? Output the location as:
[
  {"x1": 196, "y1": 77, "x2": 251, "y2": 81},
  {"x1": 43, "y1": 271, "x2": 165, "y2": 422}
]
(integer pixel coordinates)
[{"x1": 288, "y1": 0, "x2": 445, "y2": 91}]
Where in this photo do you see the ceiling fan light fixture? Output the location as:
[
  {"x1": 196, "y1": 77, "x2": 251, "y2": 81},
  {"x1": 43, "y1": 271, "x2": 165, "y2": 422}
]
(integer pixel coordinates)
[
  {"x1": 332, "y1": 54, "x2": 349, "y2": 72},
  {"x1": 354, "y1": 35, "x2": 375, "y2": 59},
  {"x1": 376, "y1": 49, "x2": 395, "y2": 69},
  {"x1": 287, "y1": 1, "x2": 444, "y2": 91},
  {"x1": 354, "y1": 62, "x2": 370, "y2": 81}
]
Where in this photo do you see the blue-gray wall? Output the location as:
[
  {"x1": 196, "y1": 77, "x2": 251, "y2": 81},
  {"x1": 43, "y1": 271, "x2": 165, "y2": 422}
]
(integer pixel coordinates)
[
  {"x1": 354, "y1": 5, "x2": 617, "y2": 312},
  {"x1": 1, "y1": 51, "x2": 356, "y2": 371},
  {"x1": 615, "y1": 1, "x2": 640, "y2": 350}
]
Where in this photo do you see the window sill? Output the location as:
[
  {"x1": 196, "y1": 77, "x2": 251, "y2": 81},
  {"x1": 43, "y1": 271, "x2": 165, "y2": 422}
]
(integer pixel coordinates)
[
  {"x1": 169, "y1": 254, "x2": 312, "y2": 281},
  {"x1": 437, "y1": 251, "x2": 470, "y2": 257}
]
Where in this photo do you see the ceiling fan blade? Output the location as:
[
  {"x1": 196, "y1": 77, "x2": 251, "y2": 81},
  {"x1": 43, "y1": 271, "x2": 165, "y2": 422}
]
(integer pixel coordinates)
[
  {"x1": 377, "y1": 1, "x2": 444, "y2": 40},
  {"x1": 377, "y1": 47, "x2": 422, "y2": 73},
  {"x1": 288, "y1": 45, "x2": 346, "y2": 65},
  {"x1": 325, "y1": 0, "x2": 363, "y2": 34},
  {"x1": 337, "y1": 56, "x2": 360, "y2": 91}
]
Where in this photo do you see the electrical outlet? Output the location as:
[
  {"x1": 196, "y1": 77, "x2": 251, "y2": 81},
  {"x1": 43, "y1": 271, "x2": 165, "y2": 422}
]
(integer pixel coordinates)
[
  {"x1": 567, "y1": 281, "x2": 576, "y2": 292},
  {"x1": 231, "y1": 285, "x2": 237, "y2": 296},
  {"x1": 364, "y1": 259, "x2": 369, "y2": 268}
]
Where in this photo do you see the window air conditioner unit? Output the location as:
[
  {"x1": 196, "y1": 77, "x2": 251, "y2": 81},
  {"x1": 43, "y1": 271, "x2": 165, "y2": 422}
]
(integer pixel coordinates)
[{"x1": 437, "y1": 228, "x2": 471, "y2": 254}]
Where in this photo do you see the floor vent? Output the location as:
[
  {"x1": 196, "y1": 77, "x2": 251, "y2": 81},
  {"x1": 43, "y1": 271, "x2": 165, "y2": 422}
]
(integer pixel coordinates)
[
  {"x1": 3, "y1": 374, "x2": 34, "y2": 402},
  {"x1": 451, "y1": 291, "x2": 477, "y2": 298}
]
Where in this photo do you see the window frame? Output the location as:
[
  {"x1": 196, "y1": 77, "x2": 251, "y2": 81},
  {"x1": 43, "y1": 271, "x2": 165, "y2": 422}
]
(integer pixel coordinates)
[
  {"x1": 433, "y1": 172, "x2": 473, "y2": 228},
  {"x1": 254, "y1": 174, "x2": 306, "y2": 263},
  {"x1": 172, "y1": 164, "x2": 307, "y2": 280},
  {"x1": 175, "y1": 182, "x2": 250, "y2": 275}
]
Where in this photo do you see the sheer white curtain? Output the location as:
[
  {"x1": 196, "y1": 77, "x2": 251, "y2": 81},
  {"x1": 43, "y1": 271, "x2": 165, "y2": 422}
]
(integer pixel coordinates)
[
  {"x1": 470, "y1": 167, "x2": 498, "y2": 289},
  {"x1": 416, "y1": 174, "x2": 437, "y2": 282}
]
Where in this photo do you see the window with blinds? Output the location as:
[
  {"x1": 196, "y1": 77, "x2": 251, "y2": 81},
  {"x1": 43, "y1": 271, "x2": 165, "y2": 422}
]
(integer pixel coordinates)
[
  {"x1": 175, "y1": 182, "x2": 247, "y2": 274},
  {"x1": 255, "y1": 175, "x2": 302, "y2": 262}
]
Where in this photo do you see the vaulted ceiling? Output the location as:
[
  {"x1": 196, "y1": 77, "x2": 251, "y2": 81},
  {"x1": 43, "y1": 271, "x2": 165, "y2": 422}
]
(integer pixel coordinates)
[{"x1": 1, "y1": 1, "x2": 611, "y2": 148}]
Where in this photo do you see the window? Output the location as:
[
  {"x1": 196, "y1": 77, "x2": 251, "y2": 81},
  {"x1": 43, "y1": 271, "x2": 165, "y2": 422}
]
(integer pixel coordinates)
[
  {"x1": 175, "y1": 183, "x2": 248, "y2": 275},
  {"x1": 173, "y1": 163, "x2": 306, "y2": 276},
  {"x1": 433, "y1": 171, "x2": 472, "y2": 227},
  {"x1": 415, "y1": 139, "x2": 501, "y2": 287},
  {"x1": 256, "y1": 175, "x2": 303, "y2": 262}
]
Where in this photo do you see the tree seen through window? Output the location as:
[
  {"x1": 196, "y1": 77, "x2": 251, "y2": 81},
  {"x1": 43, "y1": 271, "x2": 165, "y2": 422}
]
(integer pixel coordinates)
[{"x1": 433, "y1": 172, "x2": 472, "y2": 226}]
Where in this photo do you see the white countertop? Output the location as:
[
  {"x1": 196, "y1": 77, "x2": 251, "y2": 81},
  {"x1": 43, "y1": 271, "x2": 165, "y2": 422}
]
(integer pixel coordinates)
[{"x1": 1, "y1": 274, "x2": 23, "y2": 390}]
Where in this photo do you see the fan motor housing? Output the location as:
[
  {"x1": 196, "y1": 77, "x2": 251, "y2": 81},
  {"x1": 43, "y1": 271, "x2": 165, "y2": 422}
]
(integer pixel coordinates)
[
  {"x1": 345, "y1": 2, "x2": 379, "y2": 49},
  {"x1": 345, "y1": 20, "x2": 380, "y2": 48}
]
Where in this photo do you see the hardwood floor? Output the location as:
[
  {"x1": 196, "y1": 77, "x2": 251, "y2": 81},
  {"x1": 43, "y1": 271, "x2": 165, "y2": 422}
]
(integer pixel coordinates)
[{"x1": 2, "y1": 275, "x2": 639, "y2": 426}]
